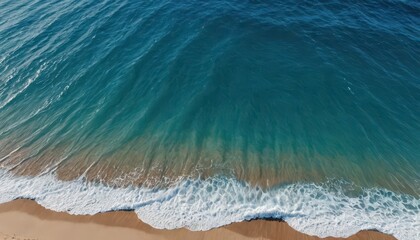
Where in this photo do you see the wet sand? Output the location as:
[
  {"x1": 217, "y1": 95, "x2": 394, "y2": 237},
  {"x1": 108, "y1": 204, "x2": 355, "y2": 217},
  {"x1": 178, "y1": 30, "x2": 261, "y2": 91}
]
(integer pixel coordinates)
[{"x1": 0, "y1": 199, "x2": 396, "y2": 240}]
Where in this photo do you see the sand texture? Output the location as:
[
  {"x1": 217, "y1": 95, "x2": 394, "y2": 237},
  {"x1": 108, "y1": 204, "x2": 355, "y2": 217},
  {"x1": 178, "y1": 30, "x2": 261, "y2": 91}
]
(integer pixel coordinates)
[{"x1": 0, "y1": 199, "x2": 396, "y2": 240}]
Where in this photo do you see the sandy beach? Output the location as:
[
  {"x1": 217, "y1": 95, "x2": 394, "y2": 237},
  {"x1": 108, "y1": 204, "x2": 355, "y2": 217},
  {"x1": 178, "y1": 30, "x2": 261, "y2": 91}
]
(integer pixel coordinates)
[{"x1": 0, "y1": 199, "x2": 396, "y2": 240}]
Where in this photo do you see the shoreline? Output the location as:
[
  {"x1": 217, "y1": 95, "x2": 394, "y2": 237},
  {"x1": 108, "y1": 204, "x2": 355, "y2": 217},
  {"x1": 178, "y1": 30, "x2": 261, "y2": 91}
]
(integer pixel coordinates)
[{"x1": 0, "y1": 199, "x2": 396, "y2": 240}]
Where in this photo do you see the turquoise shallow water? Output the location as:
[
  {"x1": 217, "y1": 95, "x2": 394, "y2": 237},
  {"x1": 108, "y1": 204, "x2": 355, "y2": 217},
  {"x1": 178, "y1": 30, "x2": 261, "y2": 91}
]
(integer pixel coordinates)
[
  {"x1": 0, "y1": 0, "x2": 419, "y2": 239},
  {"x1": 0, "y1": 0, "x2": 418, "y2": 190}
]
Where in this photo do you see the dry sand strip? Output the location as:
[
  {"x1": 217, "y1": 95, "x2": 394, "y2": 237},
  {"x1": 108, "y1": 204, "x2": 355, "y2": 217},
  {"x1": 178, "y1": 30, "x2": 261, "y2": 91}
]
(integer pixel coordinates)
[
  {"x1": 0, "y1": 199, "x2": 396, "y2": 240},
  {"x1": 0, "y1": 231, "x2": 38, "y2": 240}
]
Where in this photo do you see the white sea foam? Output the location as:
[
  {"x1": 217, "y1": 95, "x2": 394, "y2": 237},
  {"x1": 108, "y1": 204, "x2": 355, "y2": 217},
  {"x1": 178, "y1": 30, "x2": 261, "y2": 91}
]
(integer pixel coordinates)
[{"x1": 0, "y1": 170, "x2": 418, "y2": 240}]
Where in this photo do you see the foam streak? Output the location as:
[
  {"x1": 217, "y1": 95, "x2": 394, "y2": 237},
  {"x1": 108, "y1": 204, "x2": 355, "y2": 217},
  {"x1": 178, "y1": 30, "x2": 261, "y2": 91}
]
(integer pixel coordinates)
[{"x1": 0, "y1": 170, "x2": 418, "y2": 240}]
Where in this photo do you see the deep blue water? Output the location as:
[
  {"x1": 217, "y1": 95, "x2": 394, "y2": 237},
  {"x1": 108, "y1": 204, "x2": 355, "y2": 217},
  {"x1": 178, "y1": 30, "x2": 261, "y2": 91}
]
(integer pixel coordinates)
[{"x1": 0, "y1": 0, "x2": 419, "y2": 238}]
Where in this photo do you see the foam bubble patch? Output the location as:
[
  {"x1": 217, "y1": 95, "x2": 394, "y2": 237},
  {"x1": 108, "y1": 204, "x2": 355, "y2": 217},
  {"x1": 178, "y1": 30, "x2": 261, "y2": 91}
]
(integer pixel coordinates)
[{"x1": 0, "y1": 170, "x2": 418, "y2": 240}]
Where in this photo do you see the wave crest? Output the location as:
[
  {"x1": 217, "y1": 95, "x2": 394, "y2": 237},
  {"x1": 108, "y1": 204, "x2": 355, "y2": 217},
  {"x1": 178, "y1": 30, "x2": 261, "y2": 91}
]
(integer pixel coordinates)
[{"x1": 0, "y1": 170, "x2": 418, "y2": 240}]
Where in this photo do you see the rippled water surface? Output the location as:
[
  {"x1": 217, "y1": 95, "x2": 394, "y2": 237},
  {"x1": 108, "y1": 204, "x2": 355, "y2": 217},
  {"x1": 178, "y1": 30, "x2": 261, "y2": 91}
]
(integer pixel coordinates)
[{"x1": 0, "y1": 0, "x2": 419, "y2": 239}]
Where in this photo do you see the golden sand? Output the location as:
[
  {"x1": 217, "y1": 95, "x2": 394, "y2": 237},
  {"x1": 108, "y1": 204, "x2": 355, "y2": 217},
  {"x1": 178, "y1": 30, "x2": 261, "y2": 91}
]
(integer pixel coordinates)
[{"x1": 0, "y1": 199, "x2": 396, "y2": 240}]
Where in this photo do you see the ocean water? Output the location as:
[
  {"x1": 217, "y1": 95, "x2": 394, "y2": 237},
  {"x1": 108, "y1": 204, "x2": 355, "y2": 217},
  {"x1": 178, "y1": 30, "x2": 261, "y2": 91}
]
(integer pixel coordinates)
[{"x1": 0, "y1": 0, "x2": 419, "y2": 239}]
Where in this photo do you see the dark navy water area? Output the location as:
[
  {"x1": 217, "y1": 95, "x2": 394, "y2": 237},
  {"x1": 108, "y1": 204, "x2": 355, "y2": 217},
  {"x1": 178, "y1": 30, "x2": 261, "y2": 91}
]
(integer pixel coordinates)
[{"x1": 0, "y1": 1, "x2": 419, "y2": 239}]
